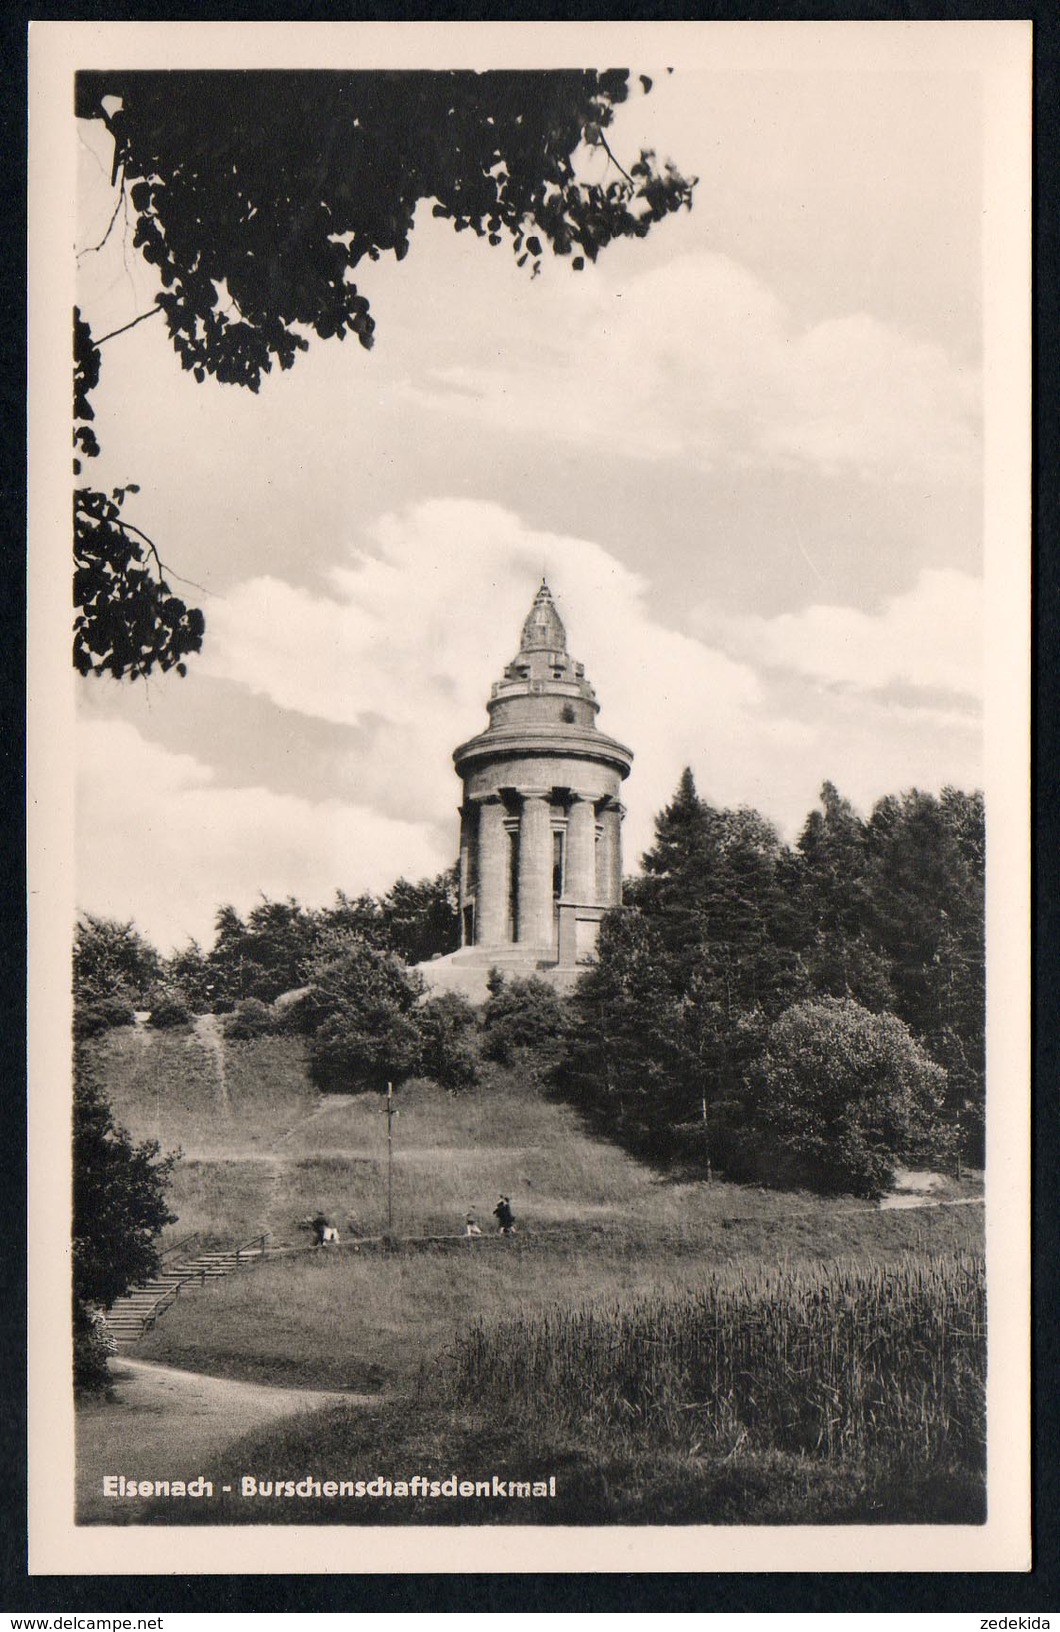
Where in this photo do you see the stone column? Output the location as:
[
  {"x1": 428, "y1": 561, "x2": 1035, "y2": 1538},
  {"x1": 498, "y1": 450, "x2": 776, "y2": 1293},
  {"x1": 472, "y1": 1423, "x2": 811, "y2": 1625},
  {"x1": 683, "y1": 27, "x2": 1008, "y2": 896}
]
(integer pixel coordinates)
[
  {"x1": 566, "y1": 793, "x2": 597, "y2": 906},
  {"x1": 475, "y1": 796, "x2": 510, "y2": 947},
  {"x1": 517, "y1": 789, "x2": 553, "y2": 947},
  {"x1": 458, "y1": 805, "x2": 473, "y2": 945},
  {"x1": 597, "y1": 803, "x2": 624, "y2": 906}
]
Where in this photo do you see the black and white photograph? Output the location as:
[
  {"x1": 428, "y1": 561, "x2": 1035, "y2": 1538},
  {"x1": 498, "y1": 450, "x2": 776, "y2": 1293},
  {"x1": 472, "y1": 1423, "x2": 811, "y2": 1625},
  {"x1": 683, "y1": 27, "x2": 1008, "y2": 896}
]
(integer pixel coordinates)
[{"x1": 27, "y1": 20, "x2": 1031, "y2": 1576}]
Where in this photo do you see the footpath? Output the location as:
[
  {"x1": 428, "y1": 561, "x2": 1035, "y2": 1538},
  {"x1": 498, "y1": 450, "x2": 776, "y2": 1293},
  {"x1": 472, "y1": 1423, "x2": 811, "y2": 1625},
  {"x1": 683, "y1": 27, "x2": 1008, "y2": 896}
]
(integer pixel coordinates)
[{"x1": 76, "y1": 1359, "x2": 379, "y2": 1523}]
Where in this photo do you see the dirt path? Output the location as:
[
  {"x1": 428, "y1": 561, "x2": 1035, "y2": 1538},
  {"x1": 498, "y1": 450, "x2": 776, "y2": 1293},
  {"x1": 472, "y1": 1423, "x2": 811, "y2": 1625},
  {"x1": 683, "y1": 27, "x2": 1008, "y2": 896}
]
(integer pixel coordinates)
[
  {"x1": 77, "y1": 1359, "x2": 379, "y2": 1522},
  {"x1": 191, "y1": 1012, "x2": 231, "y2": 1118}
]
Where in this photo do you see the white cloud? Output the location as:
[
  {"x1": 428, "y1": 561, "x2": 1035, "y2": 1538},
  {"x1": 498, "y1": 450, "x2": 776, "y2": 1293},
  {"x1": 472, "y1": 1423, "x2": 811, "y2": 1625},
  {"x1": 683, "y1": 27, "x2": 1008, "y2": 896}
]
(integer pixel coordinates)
[
  {"x1": 76, "y1": 719, "x2": 443, "y2": 951},
  {"x1": 397, "y1": 250, "x2": 980, "y2": 483},
  {"x1": 700, "y1": 568, "x2": 983, "y2": 699}
]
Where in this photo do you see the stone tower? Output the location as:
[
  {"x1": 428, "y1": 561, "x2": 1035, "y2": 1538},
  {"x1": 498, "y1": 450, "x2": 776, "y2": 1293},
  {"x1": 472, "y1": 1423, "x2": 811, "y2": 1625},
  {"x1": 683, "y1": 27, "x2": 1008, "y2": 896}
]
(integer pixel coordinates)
[{"x1": 424, "y1": 581, "x2": 631, "y2": 995}]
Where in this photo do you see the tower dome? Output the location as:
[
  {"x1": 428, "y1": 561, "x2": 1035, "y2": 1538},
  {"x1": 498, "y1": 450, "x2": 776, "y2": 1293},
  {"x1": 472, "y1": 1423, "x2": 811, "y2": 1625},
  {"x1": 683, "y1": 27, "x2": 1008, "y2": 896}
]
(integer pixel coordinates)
[{"x1": 448, "y1": 581, "x2": 633, "y2": 979}]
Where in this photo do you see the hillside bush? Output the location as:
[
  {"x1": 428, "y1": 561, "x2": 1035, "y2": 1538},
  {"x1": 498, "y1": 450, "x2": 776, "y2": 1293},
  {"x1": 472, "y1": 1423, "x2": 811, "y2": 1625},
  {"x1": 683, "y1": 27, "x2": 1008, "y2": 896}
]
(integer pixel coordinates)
[
  {"x1": 74, "y1": 994, "x2": 136, "y2": 1041},
  {"x1": 482, "y1": 974, "x2": 567, "y2": 1066},
  {"x1": 74, "y1": 913, "x2": 161, "y2": 1006},
  {"x1": 223, "y1": 997, "x2": 276, "y2": 1040},
  {"x1": 724, "y1": 996, "x2": 949, "y2": 1197},
  {"x1": 146, "y1": 990, "x2": 193, "y2": 1029},
  {"x1": 301, "y1": 941, "x2": 425, "y2": 1092},
  {"x1": 73, "y1": 1053, "x2": 177, "y2": 1389},
  {"x1": 417, "y1": 992, "x2": 480, "y2": 1090}
]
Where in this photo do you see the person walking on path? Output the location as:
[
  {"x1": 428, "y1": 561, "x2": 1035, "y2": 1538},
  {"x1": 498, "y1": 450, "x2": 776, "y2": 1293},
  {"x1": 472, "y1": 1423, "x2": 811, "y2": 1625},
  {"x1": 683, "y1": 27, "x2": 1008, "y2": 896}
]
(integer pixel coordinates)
[
  {"x1": 493, "y1": 1196, "x2": 515, "y2": 1235},
  {"x1": 310, "y1": 1212, "x2": 338, "y2": 1246}
]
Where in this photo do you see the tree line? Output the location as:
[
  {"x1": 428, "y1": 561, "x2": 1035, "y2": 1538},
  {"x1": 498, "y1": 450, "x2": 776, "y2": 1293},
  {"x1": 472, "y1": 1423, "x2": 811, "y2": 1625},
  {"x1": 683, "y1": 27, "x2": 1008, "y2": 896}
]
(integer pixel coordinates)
[
  {"x1": 562, "y1": 772, "x2": 984, "y2": 1190},
  {"x1": 74, "y1": 868, "x2": 461, "y2": 1024}
]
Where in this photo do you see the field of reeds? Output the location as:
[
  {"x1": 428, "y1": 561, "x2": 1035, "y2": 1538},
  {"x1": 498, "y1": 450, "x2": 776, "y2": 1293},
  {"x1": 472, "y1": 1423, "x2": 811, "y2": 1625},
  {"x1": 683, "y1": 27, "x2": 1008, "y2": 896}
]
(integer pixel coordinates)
[
  {"x1": 110, "y1": 1247, "x2": 986, "y2": 1527},
  {"x1": 450, "y1": 1250, "x2": 986, "y2": 1471}
]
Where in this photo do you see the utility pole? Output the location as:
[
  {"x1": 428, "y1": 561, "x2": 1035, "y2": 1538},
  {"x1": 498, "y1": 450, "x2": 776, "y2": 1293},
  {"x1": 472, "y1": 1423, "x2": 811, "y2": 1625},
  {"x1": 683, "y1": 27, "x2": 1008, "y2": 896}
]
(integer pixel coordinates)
[
  {"x1": 702, "y1": 1093, "x2": 712, "y2": 1184},
  {"x1": 385, "y1": 1080, "x2": 395, "y2": 1236}
]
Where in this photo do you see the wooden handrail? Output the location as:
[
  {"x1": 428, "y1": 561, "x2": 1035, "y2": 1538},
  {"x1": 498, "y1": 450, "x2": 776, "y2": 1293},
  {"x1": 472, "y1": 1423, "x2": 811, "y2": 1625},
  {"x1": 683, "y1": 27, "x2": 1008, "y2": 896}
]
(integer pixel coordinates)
[
  {"x1": 160, "y1": 1231, "x2": 201, "y2": 1262},
  {"x1": 235, "y1": 1231, "x2": 269, "y2": 1263}
]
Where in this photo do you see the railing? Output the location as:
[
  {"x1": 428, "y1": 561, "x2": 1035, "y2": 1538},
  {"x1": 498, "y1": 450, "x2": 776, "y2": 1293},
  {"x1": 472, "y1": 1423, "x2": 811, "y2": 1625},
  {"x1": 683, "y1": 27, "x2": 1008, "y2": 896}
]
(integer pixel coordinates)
[
  {"x1": 138, "y1": 1283, "x2": 181, "y2": 1336},
  {"x1": 159, "y1": 1231, "x2": 201, "y2": 1263},
  {"x1": 235, "y1": 1232, "x2": 269, "y2": 1264}
]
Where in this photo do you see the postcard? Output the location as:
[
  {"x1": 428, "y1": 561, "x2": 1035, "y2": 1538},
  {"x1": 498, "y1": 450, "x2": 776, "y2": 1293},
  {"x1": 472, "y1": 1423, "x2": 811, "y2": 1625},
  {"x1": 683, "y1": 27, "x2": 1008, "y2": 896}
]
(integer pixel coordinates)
[{"x1": 27, "y1": 19, "x2": 1031, "y2": 1576}]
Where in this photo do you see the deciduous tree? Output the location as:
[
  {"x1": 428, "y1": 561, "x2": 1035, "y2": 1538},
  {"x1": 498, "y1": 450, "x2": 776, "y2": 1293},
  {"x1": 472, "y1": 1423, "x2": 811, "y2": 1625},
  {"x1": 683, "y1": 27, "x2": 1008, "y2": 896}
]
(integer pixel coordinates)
[
  {"x1": 726, "y1": 997, "x2": 949, "y2": 1198},
  {"x1": 73, "y1": 1054, "x2": 177, "y2": 1387},
  {"x1": 299, "y1": 940, "x2": 426, "y2": 1092}
]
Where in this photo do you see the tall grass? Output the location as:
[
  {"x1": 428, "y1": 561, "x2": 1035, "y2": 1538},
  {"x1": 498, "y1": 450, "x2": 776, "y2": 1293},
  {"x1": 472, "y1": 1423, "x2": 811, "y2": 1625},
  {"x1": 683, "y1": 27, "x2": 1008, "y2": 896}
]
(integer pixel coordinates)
[{"x1": 450, "y1": 1250, "x2": 985, "y2": 1468}]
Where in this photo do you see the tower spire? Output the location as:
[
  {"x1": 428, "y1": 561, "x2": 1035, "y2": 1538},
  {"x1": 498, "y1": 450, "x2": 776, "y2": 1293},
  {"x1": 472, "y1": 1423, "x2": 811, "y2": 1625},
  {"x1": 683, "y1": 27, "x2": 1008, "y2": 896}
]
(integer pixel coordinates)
[{"x1": 520, "y1": 578, "x2": 567, "y2": 653}]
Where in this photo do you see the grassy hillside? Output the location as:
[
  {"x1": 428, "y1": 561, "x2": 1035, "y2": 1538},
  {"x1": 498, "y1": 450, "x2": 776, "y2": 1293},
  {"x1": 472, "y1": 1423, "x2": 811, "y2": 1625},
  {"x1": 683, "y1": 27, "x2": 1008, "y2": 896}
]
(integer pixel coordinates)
[
  {"x1": 89, "y1": 1023, "x2": 981, "y2": 1256},
  {"x1": 82, "y1": 1024, "x2": 986, "y2": 1525}
]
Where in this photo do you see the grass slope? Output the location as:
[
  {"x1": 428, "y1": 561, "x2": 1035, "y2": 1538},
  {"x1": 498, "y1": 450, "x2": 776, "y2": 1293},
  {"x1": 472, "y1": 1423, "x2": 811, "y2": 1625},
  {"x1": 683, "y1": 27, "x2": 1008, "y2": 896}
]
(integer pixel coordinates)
[{"x1": 83, "y1": 1026, "x2": 985, "y2": 1525}]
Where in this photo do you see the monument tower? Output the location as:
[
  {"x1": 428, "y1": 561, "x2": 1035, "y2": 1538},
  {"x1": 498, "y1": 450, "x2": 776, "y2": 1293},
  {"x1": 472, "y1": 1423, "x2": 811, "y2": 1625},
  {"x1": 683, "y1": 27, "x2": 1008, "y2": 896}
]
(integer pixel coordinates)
[{"x1": 422, "y1": 581, "x2": 632, "y2": 997}]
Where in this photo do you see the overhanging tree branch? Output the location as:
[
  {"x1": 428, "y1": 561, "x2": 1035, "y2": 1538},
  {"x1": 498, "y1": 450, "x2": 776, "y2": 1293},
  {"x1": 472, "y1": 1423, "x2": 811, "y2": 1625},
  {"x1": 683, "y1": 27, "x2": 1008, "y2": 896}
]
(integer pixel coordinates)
[
  {"x1": 73, "y1": 69, "x2": 696, "y2": 677},
  {"x1": 95, "y1": 304, "x2": 164, "y2": 346}
]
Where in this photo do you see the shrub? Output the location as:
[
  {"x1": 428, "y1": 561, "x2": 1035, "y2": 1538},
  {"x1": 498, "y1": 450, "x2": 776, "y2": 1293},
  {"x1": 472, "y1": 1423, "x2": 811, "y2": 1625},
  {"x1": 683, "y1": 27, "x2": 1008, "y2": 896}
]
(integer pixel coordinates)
[
  {"x1": 725, "y1": 996, "x2": 949, "y2": 1198},
  {"x1": 482, "y1": 974, "x2": 567, "y2": 1066},
  {"x1": 73, "y1": 1056, "x2": 177, "y2": 1388},
  {"x1": 73, "y1": 995, "x2": 136, "y2": 1041},
  {"x1": 301, "y1": 942, "x2": 425, "y2": 1092},
  {"x1": 146, "y1": 990, "x2": 192, "y2": 1029},
  {"x1": 417, "y1": 992, "x2": 480, "y2": 1090},
  {"x1": 73, "y1": 1304, "x2": 116, "y2": 1395},
  {"x1": 74, "y1": 914, "x2": 161, "y2": 1007},
  {"x1": 223, "y1": 997, "x2": 276, "y2": 1040}
]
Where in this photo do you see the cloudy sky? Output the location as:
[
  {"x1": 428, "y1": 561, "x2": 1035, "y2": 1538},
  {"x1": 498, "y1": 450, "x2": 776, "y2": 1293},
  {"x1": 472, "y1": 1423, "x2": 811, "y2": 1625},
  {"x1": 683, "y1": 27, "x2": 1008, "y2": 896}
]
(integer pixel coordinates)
[{"x1": 70, "y1": 31, "x2": 1003, "y2": 953}]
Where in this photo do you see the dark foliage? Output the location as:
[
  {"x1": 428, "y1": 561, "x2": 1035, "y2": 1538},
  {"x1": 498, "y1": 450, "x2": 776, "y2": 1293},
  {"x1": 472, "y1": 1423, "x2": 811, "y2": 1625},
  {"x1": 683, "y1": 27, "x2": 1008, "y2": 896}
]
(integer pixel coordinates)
[
  {"x1": 197, "y1": 873, "x2": 459, "y2": 1009},
  {"x1": 417, "y1": 991, "x2": 481, "y2": 1091},
  {"x1": 73, "y1": 305, "x2": 100, "y2": 472},
  {"x1": 76, "y1": 71, "x2": 694, "y2": 391},
  {"x1": 722, "y1": 997, "x2": 950, "y2": 1198},
  {"x1": 482, "y1": 973, "x2": 567, "y2": 1067},
  {"x1": 558, "y1": 771, "x2": 984, "y2": 1187},
  {"x1": 73, "y1": 1055, "x2": 177, "y2": 1386},
  {"x1": 222, "y1": 997, "x2": 277, "y2": 1040},
  {"x1": 146, "y1": 990, "x2": 192, "y2": 1029},
  {"x1": 299, "y1": 940, "x2": 426, "y2": 1093},
  {"x1": 73, "y1": 914, "x2": 160, "y2": 1041},
  {"x1": 161, "y1": 937, "x2": 215, "y2": 1011},
  {"x1": 74, "y1": 306, "x2": 206, "y2": 680},
  {"x1": 207, "y1": 898, "x2": 320, "y2": 1007},
  {"x1": 377, "y1": 868, "x2": 460, "y2": 966},
  {"x1": 74, "y1": 912, "x2": 161, "y2": 1006},
  {"x1": 73, "y1": 995, "x2": 136, "y2": 1042},
  {"x1": 74, "y1": 483, "x2": 205, "y2": 681}
]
